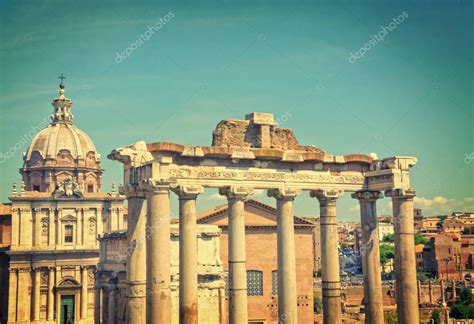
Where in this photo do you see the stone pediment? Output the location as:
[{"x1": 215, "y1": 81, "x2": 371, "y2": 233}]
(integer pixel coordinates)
[
  {"x1": 197, "y1": 199, "x2": 314, "y2": 227},
  {"x1": 61, "y1": 214, "x2": 77, "y2": 222},
  {"x1": 57, "y1": 276, "x2": 81, "y2": 289}
]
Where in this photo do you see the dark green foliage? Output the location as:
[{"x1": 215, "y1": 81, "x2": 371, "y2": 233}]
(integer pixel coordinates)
[{"x1": 431, "y1": 310, "x2": 441, "y2": 324}]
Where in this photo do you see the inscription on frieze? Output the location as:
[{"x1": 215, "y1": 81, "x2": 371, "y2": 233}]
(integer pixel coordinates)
[{"x1": 168, "y1": 167, "x2": 364, "y2": 185}]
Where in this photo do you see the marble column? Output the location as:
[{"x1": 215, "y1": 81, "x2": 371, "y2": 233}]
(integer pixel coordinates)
[
  {"x1": 352, "y1": 190, "x2": 384, "y2": 324},
  {"x1": 145, "y1": 180, "x2": 171, "y2": 324},
  {"x1": 81, "y1": 266, "x2": 88, "y2": 319},
  {"x1": 268, "y1": 188, "x2": 301, "y2": 324},
  {"x1": 385, "y1": 188, "x2": 419, "y2": 324},
  {"x1": 33, "y1": 268, "x2": 40, "y2": 322},
  {"x1": 124, "y1": 186, "x2": 147, "y2": 324},
  {"x1": 47, "y1": 267, "x2": 54, "y2": 321},
  {"x1": 311, "y1": 189, "x2": 343, "y2": 324},
  {"x1": 219, "y1": 186, "x2": 253, "y2": 324},
  {"x1": 172, "y1": 185, "x2": 204, "y2": 324}
]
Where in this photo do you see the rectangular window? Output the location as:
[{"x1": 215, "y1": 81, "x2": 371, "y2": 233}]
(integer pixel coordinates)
[
  {"x1": 271, "y1": 270, "x2": 278, "y2": 295},
  {"x1": 33, "y1": 185, "x2": 40, "y2": 191},
  {"x1": 247, "y1": 270, "x2": 263, "y2": 296},
  {"x1": 87, "y1": 185, "x2": 94, "y2": 193},
  {"x1": 64, "y1": 225, "x2": 73, "y2": 243}
]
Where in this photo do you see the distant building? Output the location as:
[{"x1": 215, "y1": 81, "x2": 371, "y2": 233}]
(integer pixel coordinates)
[
  {"x1": 422, "y1": 233, "x2": 462, "y2": 280},
  {"x1": 197, "y1": 199, "x2": 315, "y2": 324}
]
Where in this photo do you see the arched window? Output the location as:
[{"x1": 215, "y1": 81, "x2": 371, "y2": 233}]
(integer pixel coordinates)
[{"x1": 247, "y1": 270, "x2": 263, "y2": 296}]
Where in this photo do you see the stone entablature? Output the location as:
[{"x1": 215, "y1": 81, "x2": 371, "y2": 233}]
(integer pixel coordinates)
[{"x1": 7, "y1": 194, "x2": 125, "y2": 252}]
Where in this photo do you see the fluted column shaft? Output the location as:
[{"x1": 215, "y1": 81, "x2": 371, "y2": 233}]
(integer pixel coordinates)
[
  {"x1": 352, "y1": 190, "x2": 384, "y2": 324},
  {"x1": 81, "y1": 266, "x2": 88, "y2": 319},
  {"x1": 125, "y1": 187, "x2": 147, "y2": 324},
  {"x1": 33, "y1": 268, "x2": 41, "y2": 321},
  {"x1": 220, "y1": 186, "x2": 253, "y2": 324},
  {"x1": 47, "y1": 267, "x2": 54, "y2": 321},
  {"x1": 172, "y1": 185, "x2": 203, "y2": 324},
  {"x1": 386, "y1": 189, "x2": 419, "y2": 324},
  {"x1": 268, "y1": 188, "x2": 300, "y2": 324},
  {"x1": 311, "y1": 189, "x2": 342, "y2": 324},
  {"x1": 145, "y1": 182, "x2": 171, "y2": 324}
]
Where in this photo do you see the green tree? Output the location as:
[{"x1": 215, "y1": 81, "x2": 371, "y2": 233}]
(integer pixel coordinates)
[
  {"x1": 414, "y1": 234, "x2": 429, "y2": 245},
  {"x1": 468, "y1": 304, "x2": 474, "y2": 319},
  {"x1": 380, "y1": 244, "x2": 395, "y2": 268},
  {"x1": 313, "y1": 295, "x2": 322, "y2": 314},
  {"x1": 451, "y1": 304, "x2": 469, "y2": 319},
  {"x1": 431, "y1": 310, "x2": 441, "y2": 324},
  {"x1": 385, "y1": 312, "x2": 397, "y2": 324},
  {"x1": 417, "y1": 272, "x2": 430, "y2": 281},
  {"x1": 382, "y1": 234, "x2": 394, "y2": 242},
  {"x1": 461, "y1": 288, "x2": 473, "y2": 305}
]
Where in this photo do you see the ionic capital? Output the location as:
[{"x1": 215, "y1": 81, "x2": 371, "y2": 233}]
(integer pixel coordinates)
[
  {"x1": 351, "y1": 190, "x2": 383, "y2": 201},
  {"x1": 267, "y1": 187, "x2": 301, "y2": 201},
  {"x1": 139, "y1": 179, "x2": 170, "y2": 194},
  {"x1": 219, "y1": 186, "x2": 253, "y2": 200},
  {"x1": 171, "y1": 185, "x2": 204, "y2": 200},
  {"x1": 310, "y1": 189, "x2": 343, "y2": 206},
  {"x1": 385, "y1": 188, "x2": 416, "y2": 200}
]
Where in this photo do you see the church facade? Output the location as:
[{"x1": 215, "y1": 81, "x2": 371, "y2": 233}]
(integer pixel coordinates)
[{"x1": 0, "y1": 80, "x2": 126, "y2": 324}]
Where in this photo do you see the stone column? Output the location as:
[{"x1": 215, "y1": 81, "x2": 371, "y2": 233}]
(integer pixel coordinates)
[
  {"x1": 144, "y1": 180, "x2": 172, "y2": 324},
  {"x1": 94, "y1": 276, "x2": 102, "y2": 324},
  {"x1": 7, "y1": 268, "x2": 17, "y2": 324},
  {"x1": 109, "y1": 285, "x2": 117, "y2": 324},
  {"x1": 47, "y1": 267, "x2": 54, "y2": 321},
  {"x1": 219, "y1": 186, "x2": 253, "y2": 324},
  {"x1": 33, "y1": 267, "x2": 41, "y2": 322},
  {"x1": 352, "y1": 190, "x2": 384, "y2": 324},
  {"x1": 429, "y1": 280, "x2": 433, "y2": 304},
  {"x1": 311, "y1": 189, "x2": 343, "y2": 324},
  {"x1": 441, "y1": 280, "x2": 446, "y2": 304},
  {"x1": 385, "y1": 189, "x2": 419, "y2": 324},
  {"x1": 172, "y1": 185, "x2": 204, "y2": 324},
  {"x1": 81, "y1": 266, "x2": 88, "y2": 319},
  {"x1": 124, "y1": 186, "x2": 147, "y2": 324},
  {"x1": 268, "y1": 188, "x2": 301, "y2": 324},
  {"x1": 452, "y1": 280, "x2": 456, "y2": 300}
]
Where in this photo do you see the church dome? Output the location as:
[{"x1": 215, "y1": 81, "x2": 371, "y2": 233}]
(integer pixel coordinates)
[
  {"x1": 25, "y1": 124, "x2": 98, "y2": 161},
  {"x1": 20, "y1": 77, "x2": 103, "y2": 193}
]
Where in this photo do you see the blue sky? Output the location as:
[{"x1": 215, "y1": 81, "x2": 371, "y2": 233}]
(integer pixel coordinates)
[{"x1": 0, "y1": 0, "x2": 472, "y2": 220}]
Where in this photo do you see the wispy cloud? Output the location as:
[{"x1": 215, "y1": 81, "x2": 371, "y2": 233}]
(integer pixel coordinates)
[{"x1": 414, "y1": 196, "x2": 474, "y2": 214}]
